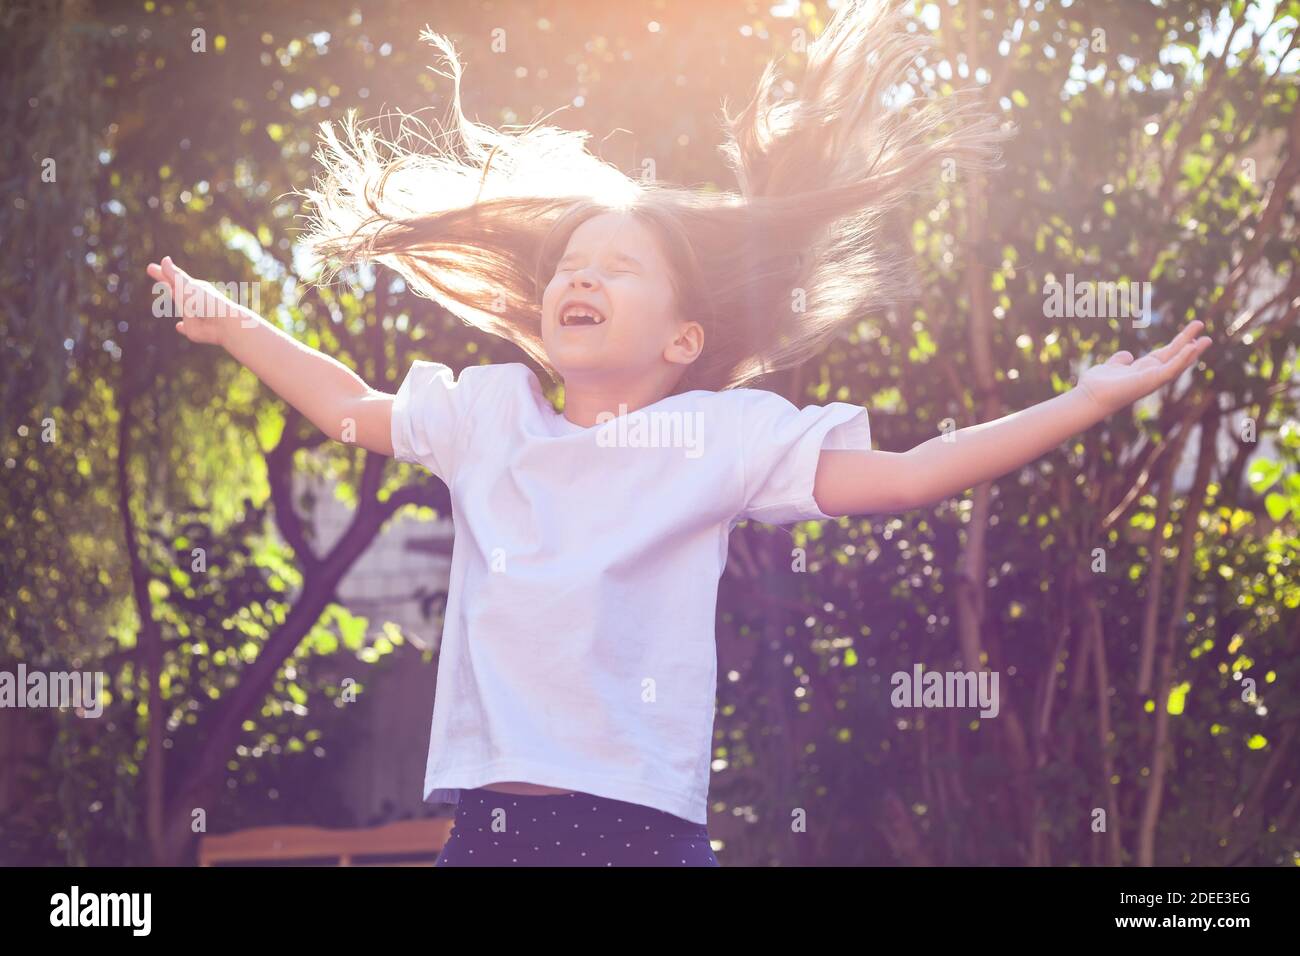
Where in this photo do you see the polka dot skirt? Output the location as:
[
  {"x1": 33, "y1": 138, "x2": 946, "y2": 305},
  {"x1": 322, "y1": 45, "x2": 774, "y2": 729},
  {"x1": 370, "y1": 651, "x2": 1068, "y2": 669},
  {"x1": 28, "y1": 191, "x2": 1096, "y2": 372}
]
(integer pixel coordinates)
[{"x1": 434, "y1": 787, "x2": 719, "y2": 867}]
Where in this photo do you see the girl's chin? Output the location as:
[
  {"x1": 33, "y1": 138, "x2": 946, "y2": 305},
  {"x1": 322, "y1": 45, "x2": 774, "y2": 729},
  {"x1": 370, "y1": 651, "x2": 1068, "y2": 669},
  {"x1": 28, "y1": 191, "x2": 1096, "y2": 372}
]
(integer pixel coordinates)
[
  {"x1": 545, "y1": 342, "x2": 611, "y2": 366},
  {"x1": 546, "y1": 352, "x2": 637, "y2": 381},
  {"x1": 549, "y1": 357, "x2": 610, "y2": 378}
]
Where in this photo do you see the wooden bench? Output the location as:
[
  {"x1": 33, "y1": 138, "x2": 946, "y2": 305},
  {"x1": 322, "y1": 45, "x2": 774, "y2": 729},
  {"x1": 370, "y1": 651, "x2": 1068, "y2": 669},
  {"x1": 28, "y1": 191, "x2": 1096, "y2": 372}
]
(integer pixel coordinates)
[{"x1": 197, "y1": 817, "x2": 456, "y2": 866}]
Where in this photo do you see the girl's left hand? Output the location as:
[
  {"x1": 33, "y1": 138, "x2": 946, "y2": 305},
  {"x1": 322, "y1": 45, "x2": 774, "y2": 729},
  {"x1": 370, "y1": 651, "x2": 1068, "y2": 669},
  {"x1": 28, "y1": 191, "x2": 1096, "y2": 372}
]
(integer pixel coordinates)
[{"x1": 1077, "y1": 319, "x2": 1212, "y2": 416}]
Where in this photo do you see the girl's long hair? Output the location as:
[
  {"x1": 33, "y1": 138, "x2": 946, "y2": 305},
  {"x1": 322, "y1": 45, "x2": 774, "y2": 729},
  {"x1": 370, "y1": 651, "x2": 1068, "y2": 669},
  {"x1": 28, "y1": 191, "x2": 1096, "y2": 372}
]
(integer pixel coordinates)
[{"x1": 299, "y1": 0, "x2": 1008, "y2": 393}]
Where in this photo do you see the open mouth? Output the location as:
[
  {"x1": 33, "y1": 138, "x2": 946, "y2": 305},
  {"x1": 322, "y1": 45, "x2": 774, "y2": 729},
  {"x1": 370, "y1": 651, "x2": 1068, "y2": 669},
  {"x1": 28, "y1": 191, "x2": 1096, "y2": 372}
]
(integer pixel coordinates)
[{"x1": 559, "y1": 303, "x2": 608, "y2": 327}]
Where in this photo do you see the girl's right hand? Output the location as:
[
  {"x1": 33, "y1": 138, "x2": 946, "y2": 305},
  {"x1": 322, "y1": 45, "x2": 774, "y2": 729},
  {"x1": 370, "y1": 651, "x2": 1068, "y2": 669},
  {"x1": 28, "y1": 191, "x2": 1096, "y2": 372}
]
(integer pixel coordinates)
[{"x1": 146, "y1": 256, "x2": 249, "y2": 347}]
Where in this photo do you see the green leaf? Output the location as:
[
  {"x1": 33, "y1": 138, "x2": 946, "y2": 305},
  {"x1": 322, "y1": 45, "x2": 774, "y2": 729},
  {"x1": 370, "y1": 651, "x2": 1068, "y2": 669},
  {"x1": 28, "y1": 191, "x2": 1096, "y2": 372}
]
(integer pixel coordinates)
[
  {"x1": 335, "y1": 606, "x2": 369, "y2": 651},
  {"x1": 1247, "y1": 459, "x2": 1283, "y2": 494}
]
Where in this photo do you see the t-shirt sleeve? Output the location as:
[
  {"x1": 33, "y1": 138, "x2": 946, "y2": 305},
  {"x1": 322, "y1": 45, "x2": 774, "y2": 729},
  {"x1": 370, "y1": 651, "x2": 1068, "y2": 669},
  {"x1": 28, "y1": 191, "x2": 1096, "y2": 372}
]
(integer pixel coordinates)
[
  {"x1": 390, "y1": 360, "x2": 500, "y2": 482},
  {"x1": 736, "y1": 389, "x2": 873, "y2": 525}
]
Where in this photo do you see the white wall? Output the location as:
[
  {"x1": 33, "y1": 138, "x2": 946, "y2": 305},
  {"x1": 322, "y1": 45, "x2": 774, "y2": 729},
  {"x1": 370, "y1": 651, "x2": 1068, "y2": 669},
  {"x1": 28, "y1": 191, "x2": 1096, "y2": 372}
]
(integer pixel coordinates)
[{"x1": 292, "y1": 466, "x2": 456, "y2": 823}]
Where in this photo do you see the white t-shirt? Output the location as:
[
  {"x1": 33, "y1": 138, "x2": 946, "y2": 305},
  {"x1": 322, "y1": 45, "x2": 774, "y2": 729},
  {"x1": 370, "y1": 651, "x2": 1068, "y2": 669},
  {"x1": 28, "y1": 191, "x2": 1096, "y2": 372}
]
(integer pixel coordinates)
[{"x1": 390, "y1": 360, "x2": 872, "y2": 825}]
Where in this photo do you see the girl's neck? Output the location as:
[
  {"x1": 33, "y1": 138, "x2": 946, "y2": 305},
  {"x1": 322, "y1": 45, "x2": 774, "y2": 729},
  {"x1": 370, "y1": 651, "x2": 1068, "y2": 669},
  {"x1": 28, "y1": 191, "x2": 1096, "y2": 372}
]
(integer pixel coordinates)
[{"x1": 560, "y1": 377, "x2": 679, "y2": 428}]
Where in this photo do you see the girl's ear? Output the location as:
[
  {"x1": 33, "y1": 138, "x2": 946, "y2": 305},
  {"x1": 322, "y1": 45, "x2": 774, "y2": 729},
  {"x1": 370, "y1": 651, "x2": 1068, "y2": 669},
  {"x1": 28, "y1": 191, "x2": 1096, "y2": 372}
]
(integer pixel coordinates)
[{"x1": 664, "y1": 320, "x2": 705, "y2": 367}]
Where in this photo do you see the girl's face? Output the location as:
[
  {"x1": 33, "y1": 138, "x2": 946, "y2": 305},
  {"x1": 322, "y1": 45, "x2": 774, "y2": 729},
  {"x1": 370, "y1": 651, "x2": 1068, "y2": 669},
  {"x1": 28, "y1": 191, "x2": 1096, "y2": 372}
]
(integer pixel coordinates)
[{"x1": 540, "y1": 212, "x2": 699, "y2": 384}]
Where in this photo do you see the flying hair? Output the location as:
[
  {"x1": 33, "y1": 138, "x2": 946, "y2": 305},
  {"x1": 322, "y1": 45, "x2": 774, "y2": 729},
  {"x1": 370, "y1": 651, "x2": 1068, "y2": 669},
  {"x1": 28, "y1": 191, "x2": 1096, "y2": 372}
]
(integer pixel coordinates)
[{"x1": 298, "y1": 0, "x2": 1009, "y2": 393}]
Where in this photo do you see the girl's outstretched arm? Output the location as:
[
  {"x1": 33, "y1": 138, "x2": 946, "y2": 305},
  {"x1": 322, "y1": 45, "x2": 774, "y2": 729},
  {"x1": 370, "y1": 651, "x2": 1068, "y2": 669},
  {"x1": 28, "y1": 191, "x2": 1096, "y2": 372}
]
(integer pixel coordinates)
[
  {"x1": 813, "y1": 320, "x2": 1213, "y2": 517},
  {"x1": 146, "y1": 256, "x2": 396, "y2": 456}
]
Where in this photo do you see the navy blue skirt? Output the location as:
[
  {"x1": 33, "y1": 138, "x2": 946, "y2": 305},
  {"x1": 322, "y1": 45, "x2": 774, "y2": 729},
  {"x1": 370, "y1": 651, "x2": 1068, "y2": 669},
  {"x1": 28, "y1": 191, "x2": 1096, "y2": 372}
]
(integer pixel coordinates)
[{"x1": 434, "y1": 787, "x2": 719, "y2": 867}]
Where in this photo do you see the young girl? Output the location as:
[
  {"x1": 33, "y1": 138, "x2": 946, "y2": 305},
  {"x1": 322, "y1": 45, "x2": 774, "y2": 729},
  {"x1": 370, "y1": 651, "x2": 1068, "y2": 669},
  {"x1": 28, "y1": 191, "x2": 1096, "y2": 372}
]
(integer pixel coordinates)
[{"x1": 147, "y1": 0, "x2": 1211, "y2": 866}]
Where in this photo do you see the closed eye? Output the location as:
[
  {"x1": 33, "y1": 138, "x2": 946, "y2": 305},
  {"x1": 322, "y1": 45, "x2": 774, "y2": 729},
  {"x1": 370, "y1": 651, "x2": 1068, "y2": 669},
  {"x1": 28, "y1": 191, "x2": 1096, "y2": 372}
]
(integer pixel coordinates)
[
  {"x1": 553, "y1": 267, "x2": 635, "y2": 279},
  {"x1": 555, "y1": 257, "x2": 639, "y2": 274}
]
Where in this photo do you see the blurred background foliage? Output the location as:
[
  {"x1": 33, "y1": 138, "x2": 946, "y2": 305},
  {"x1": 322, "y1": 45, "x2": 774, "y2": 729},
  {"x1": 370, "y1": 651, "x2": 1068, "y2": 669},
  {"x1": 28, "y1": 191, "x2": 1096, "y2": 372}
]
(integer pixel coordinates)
[{"x1": 1, "y1": 0, "x2": 1297, "y2": 865}]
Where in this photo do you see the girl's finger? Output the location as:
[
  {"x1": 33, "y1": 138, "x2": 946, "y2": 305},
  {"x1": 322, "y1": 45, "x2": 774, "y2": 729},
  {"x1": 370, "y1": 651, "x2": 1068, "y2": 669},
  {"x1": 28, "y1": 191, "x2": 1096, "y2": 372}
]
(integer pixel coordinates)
[
  {"x1": 1151, "y1": 322, "x2": 1195, "y2": 361},
  {"x1": 1188, "y1": 336, "x2": 1211, "y2": 364},
  {"x1": 1146, "y1": 343, "x2": 1188, "y2": 388},
  {"x1": 1152, "y1": 320, "x2": 1203, "y2": 362},
  {"x1": 1166, "y1": 341, "x2": 1199, "y2": 379}
]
